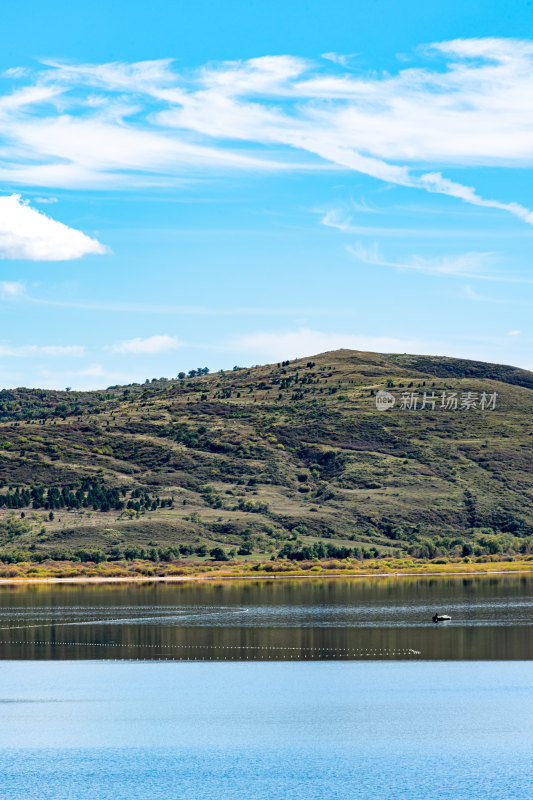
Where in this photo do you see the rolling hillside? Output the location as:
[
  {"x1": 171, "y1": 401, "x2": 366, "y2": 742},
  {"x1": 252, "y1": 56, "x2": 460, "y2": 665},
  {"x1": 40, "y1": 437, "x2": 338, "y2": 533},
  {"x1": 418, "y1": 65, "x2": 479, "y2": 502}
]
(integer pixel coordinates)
[{"x1": 0, "y1": 349, "x2": 532, "y2": 562}]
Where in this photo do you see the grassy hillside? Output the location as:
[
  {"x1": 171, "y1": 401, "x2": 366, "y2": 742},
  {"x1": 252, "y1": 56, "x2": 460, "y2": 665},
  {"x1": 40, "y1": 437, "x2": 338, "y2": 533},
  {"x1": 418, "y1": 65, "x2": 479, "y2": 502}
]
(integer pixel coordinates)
[{"x1": 0, "y1": 349, "x2": 532, "y2": 564}]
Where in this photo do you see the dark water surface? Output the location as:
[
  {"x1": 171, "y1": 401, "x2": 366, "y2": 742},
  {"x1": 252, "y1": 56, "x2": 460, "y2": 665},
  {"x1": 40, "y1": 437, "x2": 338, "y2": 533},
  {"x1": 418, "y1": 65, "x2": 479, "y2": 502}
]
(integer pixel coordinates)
[
  {"x1": 0, "y1": 574, "x2": 531, "y2": 660},
  {"x1": 0, "y1": 660, "x2": 531, "y2": 800},
  {"x1": 0, "y1": 578, "x2": 531, "y2": 799}
]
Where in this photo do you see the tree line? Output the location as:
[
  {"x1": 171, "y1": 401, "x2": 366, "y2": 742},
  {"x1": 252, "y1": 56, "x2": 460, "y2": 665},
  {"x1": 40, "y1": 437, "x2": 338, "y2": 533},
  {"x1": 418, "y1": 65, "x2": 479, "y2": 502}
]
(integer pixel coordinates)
[{"x1": 0, "y1": 479, "x2": 172, "y2": 513}]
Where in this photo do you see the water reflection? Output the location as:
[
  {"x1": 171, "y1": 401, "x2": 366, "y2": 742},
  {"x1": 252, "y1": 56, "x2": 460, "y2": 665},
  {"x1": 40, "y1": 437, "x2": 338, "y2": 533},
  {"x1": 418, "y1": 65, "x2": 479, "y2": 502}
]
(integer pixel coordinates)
[{"x1": 0, "y1": 575, "x2": 531, "y2": 660}]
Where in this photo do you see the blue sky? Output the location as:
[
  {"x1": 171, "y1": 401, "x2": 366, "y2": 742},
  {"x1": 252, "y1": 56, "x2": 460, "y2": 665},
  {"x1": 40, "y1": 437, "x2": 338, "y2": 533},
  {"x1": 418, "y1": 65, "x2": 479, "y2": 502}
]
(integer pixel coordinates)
[{"x1": 1, "y1": 0, "x2": 532, "y2": 389}]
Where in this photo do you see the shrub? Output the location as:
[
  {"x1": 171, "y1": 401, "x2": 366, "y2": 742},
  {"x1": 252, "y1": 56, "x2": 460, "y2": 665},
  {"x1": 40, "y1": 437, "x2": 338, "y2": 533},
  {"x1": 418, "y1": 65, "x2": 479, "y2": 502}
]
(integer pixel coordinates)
[{"x1": 209, "y1": 547, "x2": 229, "y2": 561}]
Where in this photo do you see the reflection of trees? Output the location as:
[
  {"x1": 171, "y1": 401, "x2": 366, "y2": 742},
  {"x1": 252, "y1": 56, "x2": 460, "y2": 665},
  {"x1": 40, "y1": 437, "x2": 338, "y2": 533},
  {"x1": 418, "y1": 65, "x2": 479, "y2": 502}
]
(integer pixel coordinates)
[{"x1": 0, "y1": 575, "x2": 530, "y2": 661}]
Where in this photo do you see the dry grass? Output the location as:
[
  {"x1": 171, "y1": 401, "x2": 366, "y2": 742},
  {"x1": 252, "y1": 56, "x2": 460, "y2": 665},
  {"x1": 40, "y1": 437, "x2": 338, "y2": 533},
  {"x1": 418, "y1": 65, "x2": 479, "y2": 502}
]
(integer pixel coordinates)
[{"x1": 0, "y1": 555, "x2": 531, "y2": 583}]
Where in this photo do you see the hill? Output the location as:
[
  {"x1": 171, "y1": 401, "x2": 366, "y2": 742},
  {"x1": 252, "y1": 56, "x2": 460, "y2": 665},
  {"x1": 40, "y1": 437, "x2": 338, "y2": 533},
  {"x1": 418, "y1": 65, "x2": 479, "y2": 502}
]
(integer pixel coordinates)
[{"x1": 0, "y1": 349, "x2": 532, "y2": 564}]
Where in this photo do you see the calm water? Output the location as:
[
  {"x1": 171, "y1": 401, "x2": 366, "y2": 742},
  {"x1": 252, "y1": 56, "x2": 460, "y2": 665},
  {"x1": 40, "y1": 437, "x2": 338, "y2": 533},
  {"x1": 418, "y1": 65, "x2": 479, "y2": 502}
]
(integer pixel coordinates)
[
  {"x1": 0, "y1": 660, "x2": 531, "y2": 800},
  {"x1": 0, "y1": 577, "x2": 531, "y2": 799},
  {"x1": 0, "y1": 574, "x2": 531, "y2": 660}
]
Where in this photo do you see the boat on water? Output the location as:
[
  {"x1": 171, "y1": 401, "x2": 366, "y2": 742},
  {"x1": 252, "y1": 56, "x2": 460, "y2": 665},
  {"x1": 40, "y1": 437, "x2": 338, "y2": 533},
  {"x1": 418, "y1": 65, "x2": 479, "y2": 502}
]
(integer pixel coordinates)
[{"x1": 432, "y1": 613, "x2": 451, "y2": 623}]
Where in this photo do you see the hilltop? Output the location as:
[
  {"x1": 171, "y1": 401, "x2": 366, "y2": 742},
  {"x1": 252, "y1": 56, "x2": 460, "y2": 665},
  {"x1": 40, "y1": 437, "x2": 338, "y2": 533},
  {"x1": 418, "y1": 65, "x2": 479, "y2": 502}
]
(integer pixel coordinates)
[{"x1": 0, "y1": 349, "x2": 532, "y2": 564}]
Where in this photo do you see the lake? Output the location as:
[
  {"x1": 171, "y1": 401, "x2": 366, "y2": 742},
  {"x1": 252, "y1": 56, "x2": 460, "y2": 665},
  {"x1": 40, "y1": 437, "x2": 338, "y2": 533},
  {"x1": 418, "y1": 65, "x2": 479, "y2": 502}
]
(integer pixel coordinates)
[
  {"x1": 0, "y1": 574, "x2": 531, "y2": 660},
  {"x1": 0, "y1": 575, "x2": 531, "y2": 799},
  {"x1": 0, "y1": 660, "x2": 531, "y2": 799}
]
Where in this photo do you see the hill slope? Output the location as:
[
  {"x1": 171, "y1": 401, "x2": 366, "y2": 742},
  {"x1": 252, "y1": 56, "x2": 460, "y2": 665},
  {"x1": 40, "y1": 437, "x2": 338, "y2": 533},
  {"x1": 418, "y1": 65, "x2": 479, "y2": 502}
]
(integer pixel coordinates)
[{"x1": 0, "y1": 349, "x2": 532, "y2": 561}]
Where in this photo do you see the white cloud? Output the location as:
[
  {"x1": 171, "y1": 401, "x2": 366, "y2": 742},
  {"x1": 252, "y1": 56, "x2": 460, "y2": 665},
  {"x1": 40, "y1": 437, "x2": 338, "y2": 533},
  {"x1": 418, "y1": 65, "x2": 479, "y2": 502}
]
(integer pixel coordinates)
[
  {"x1": 0, "y1": 343, "x2": 84, "y2": 357},
  {"x1": 320, "y1": 209, "x2": 451, "y2": 238},
  {"x1": 110, "y1": 334, "x2": 181, "y2": 354},
  {"x1": 321, "y1": 210, "x2": 355, "y2": 232},
  {"x1": 508, "y1": 330, "x2": 521, "y2": 336},
  {"x1": 76, "y1": 363, "x2": 106, "y2": 376},
  {"x1": 2, "y1": 40, "x2": 533, "y2": 220},
  {"x1": 0, "y1": 194, "x2": 109, "y2": 260},
  {"x1": 321, "y1": 52, "x2": 357, "y2": 68},
  {"x1": 0, "y1": 284, "x2": 337, "y2": 316},
  {"x1": 228, "y1": 327, "x2": 421, "y2": 362},
  {"x1": 34, "y1": 362, "x2": 149, "y2": 391},
  {"x1": 350, "y1": 197, "x2": 380, "y2": 214},
  {"x1": 349, "y1": 242, "x2": 533, "y2": 283},
  {"x1": 463, "y1": 285, "x2": 506, "y2": 303},
  {"x1": 319, "y1": 208, "x2": 511, "y2": 238},
  {"x1": 225, "y1": 326, "x2": 533, "y2": 368},
  {"x1": 2, "y1": 66, "x2": 30, "y2": 79},
  {"x1": 0, "y1": 280, "x2": 25, "y2": 296}
]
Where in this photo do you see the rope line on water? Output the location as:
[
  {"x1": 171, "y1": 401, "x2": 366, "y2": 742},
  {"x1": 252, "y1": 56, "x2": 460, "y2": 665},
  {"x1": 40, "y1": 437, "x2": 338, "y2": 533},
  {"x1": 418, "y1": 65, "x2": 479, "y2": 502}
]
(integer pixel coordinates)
[
  {"x1": 0, "y1": 639, "x2": 421, "y2": 656},
  {"x1": 0, "y1": 608, "x2": 251, "y2": 633}
]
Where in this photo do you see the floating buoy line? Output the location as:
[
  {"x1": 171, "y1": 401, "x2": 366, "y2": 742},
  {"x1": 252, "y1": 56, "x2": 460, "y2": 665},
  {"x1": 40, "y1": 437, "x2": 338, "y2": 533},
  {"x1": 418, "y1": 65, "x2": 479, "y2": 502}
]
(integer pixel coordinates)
[
  {"x1": 0, "y1": 609, "x2": 421, "y2": 658},
  {"x1": 0, "y1": 607, "x2": 251, "y2": 633},
  {"x1": 0, "y1": 639, "x2": 421, "y2": 659}
]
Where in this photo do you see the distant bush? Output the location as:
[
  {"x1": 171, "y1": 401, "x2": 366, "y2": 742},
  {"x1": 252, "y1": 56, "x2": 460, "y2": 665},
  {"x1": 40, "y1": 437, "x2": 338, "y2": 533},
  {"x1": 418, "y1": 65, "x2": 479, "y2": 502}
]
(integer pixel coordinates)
[
  {"x1": 209, "y1": 547, "x2": 229, "y2": 561},
  {"x1": 0, "y1": 516, "x2": 32, "y2": 537}
]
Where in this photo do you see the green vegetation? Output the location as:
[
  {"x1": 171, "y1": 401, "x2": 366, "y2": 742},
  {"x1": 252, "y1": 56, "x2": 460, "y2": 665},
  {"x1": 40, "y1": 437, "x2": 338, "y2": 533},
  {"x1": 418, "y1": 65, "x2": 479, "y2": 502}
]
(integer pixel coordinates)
[
  {"x1": 0, "y1": 349, "x2": 532, "y2": 570},
  {"x1": 0, "y1": 555, "x2": 530, "y2": 582}
]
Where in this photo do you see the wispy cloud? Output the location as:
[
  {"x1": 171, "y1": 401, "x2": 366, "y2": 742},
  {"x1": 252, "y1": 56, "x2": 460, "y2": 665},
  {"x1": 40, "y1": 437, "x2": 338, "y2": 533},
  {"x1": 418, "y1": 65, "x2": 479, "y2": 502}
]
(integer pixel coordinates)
[
  {"x1": 0, "y1": 194, "x2": 108, "y2": 260},
  {"x1": 350, "y1": 197, "x2": 381, "y2": 214},
  {"x1": 349, "y1": 242, "x2": 533, "y2": 283},
  {"x1": 320, "y1": 209, "x2": 457, "y2": 238},
  {"x1": 35, "y1": 362, "x2": 149, "y2": 391},
  {"x1": 3, "y1": 284, "x2": 342, "y2": 317},
  {"x1": 0, "y1": 280, "x2": 25, "y2": 296},
  {"x1": 110, "y1": 334, "x2": 181, "y2": 354},
  {"x1": 227, "y1": 327, "x2": 421, "y2": 361},
  {"x1": 225, "y1": 326, "x2": 533, "y2": 368},
  {"x1": 0, "y1": 342, "x2": 84, "y2": 357},
  {"x1": 321, "y1": 210, "x2": 357, "y2": 233},
  {"x1": 463, "y1": 285, "x2": 507, "y2": 303},
  {"x1": 75, "y1": 363, "x2": 107, "y2": 376},
  {"x1": 321, "y1": 52, "x2": 357, "y2": 68},
  {"x1": 2, "y1": 40, "x2": 533, "y2": 221},
  {"x1": 320, "y1": 208, "x2": 533, "y2": 238}
]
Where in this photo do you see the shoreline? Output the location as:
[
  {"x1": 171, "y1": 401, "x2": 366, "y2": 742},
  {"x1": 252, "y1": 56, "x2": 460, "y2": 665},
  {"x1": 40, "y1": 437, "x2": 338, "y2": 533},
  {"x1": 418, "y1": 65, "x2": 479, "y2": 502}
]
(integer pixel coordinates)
[{"x1": 0, "y1": 567, "x2": 531, "y2": 586}]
